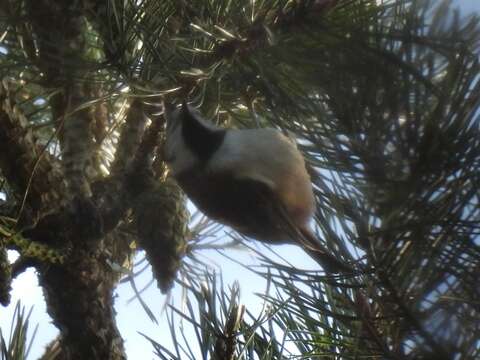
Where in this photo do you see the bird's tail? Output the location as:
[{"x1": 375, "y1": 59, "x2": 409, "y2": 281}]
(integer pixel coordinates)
[
  {"x1": 269, "y1": 193, "x2": 355, "y2": 274},
  {"x1": 298, "y1": 227, "x2": 354, "y2": 274}
]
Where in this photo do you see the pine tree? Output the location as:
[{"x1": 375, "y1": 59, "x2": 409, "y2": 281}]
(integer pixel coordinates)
[{"x1": 0, "y1": 0, "x2": 479, "y2": 359}]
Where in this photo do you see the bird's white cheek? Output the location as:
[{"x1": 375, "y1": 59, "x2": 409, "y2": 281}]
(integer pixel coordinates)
[
  {"x1": 167, "y1": 157, "x2": 196, "y2": 176},
  {"x1": 165, "y1": 139, "x2": 198, "y2": 176}
]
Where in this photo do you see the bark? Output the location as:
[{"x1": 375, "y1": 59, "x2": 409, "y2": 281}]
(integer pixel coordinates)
[
  {"x1": 0, "y1": 70, "x2": 148, "y2": 360},
  {"x1": 39, "y1": 249, "x2": 126, "y2": 360},
  {"x1": 16, "y1": 2, "x2": 131, "y2": 358},
  {"x1": 0, "y1": 242, "x2": 10, "y2": 306},
  {"x1": 31, "y1": 102, "x2": 162, "y2": 359}
]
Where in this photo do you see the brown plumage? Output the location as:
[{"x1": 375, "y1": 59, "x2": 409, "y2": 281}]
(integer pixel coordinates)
[{"x1": 164, "y1": 102, "x2": 352, "y2": 273}]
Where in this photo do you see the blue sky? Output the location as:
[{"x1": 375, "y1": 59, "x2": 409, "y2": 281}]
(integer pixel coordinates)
[{"x1": 1, "y1": 1, "x2": 479, "y2": 359}]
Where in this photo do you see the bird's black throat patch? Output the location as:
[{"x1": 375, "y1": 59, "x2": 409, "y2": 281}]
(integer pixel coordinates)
[{"x1": 181, "y1": 108, "x2": 225, "y2": 163}]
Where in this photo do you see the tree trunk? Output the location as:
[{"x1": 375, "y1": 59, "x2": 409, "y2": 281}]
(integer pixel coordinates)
[{"x1": 39, "y1": 250, "x2": 126, "y2": 360}]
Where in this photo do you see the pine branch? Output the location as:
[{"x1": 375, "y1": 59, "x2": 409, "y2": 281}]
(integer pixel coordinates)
[{"x1": 0, "y1": 79, "x2": 65, "y2": 219}]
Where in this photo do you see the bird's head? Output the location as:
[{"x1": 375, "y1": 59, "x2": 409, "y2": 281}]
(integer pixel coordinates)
[{"x1": 163, "y1": 101, "x2": 225, "y2": 176}]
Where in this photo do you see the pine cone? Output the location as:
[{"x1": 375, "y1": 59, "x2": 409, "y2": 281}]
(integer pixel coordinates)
[{"x1": 133, "y1": 178, "x2": 189, "y2": 293}]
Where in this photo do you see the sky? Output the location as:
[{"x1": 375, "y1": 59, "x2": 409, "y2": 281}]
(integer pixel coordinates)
[{"x1": 0, "y1": 1, "x2": 479, "y2": 359}]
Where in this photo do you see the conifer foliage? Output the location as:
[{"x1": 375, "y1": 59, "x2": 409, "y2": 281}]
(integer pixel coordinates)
[{"x1": 0, "y1": 0, "x2": 479, "y2": 359}]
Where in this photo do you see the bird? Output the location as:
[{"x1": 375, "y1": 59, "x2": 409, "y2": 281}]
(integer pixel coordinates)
[{"x1": 163, "y1": 101, "x2": 352, "y2": 273}]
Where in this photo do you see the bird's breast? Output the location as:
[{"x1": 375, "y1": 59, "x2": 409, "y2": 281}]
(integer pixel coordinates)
[{"x1": 175, "y1": 170, "x2": 291, "y2": 243}]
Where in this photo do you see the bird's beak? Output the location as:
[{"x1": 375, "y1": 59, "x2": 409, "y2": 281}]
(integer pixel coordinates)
[
  {"x1": 163, "y1": 100, "x2": 175, "y2": 116},
  {"x1": 163, "y1": 100, "x2": 177, "y2": 132}
]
